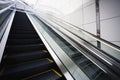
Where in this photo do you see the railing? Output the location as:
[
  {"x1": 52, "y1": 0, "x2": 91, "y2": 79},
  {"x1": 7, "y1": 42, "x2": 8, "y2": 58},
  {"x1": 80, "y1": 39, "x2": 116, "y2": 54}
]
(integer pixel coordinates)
[
  {"x1": 0, "y1": 1, "x2": 15, "y2": 15},
  {"x1": 0, "y1": 0, "x2": 16, "y2": 41},
  {"x1": 0, "y1": 10, "x2": 12, "y2": 40},
  {"x1": 0, "y1": 1, "x2": 16, "y2": 62},
  {"x1": 50, "y1": 15, "x2": 120, "y2": 52},
  {"x1": 0, "y1": 1, "x2": 13, "y2": 4},
  {"x1": 0, "y1": 10, "x2": 15, "y2": 62},
  {"x1": 32, "y1": 13, "x2": 120, "y2": 79},
  {"x1": 33, "y1": 13, "x2": 120, "y2": 62}
]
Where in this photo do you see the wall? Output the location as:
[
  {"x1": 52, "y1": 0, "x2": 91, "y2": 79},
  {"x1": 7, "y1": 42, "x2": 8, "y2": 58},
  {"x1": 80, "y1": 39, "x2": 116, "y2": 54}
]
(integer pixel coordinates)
[
  {"x1": 60, "y1": 0, "x2": 97, "y2": 35},
  {"x1": 100, "y1": 0, "x2": 120, "y2": 46},
  {"x1": 59, "y1": 0, "x2": 120, "y2": 46}
]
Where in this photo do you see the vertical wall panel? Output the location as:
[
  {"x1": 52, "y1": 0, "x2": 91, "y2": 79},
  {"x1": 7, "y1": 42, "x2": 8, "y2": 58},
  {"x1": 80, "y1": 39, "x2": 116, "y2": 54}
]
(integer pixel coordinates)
[
  {"x1": 100, "y1": 0, "x2": 120, "y2": 20},
  {"x1": 100, "y1": 0, "x2": 120, "y2": 46},
  {"x1": 83, "y1": 0, "x2": 96, "y2": 35},
  {"x1": 62, "y1": 9, "x2": 83, "y2": 29},
  {"x1": 101, "y1": 17, "x2": 120, "y2": 45},
  {"x1": 83, "y1": 3, "x2": 96, "y2": 24},
  {"x1": 83, "y1": 22, "x2": 96, "y2": 35},
  {"x1": 59, "y1": 0, "x2": 120, "y2": 46}
]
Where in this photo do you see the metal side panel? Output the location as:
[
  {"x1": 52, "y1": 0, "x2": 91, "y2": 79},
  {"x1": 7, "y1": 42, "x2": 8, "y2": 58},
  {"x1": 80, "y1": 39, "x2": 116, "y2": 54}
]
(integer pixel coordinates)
[
  {"x1": 26, "y1": 13, "x2": 90, "y2": 80},
  {"x1": 0, "y1": 10, "x2": 16, "y2": 62}
]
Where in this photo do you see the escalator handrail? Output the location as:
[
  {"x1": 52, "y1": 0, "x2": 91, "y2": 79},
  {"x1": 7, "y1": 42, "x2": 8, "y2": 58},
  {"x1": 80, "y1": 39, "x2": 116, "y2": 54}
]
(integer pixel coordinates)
[
  {"x1": 0, "y1": 1, "x2": 13, "y2": 4},
  {"x1": 0, "y1": 10, "x2": 12, "y2": 41},
  {"x1": 0, "y1": 10, "x2": 16, "y2": 62},
  {"x1": 48, "y1": 15, "x2": 120, "y2": 52},
  {"x1": 49, "y1": 18, "x2": 120, "y2": 62},
  {"x1": 35, "y1": 15, "x2": 120, "y2": 78},
  {"x1": 0, "y1": 3, "x2": 15, "y2": 15}
]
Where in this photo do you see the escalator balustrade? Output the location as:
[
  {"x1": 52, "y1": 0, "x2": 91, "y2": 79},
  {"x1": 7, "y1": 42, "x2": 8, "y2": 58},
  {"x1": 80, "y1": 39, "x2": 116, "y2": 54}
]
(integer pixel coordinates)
[
  {"x1": 31, "y1": 16, "x2": 114, "y2": 80},
  {"x1": 43, "y1": 24, "x2": 113, "y2": 80},
  {"x1": 0, "y1": 12, "x2": 65, "y2": 80}
]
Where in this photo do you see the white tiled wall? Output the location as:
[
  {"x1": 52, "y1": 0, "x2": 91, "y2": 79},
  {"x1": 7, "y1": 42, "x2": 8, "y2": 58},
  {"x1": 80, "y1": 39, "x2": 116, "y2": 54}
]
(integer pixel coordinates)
[
  {"x1": 100, "y1": 0, "x2": 120, "y2": 46},
  {"x1": 61, "y1": 0, "x2": 96, "y2": 35},
  {"x1": 100, "y1": 0, "x2": 120, "y2": 20},
  {"x1": 62, "y1": 9, "x2": 83, "y2": 29},
  {"x1": 84, "y1": 22, "x2": 96, "y2": 35},
  {"x1": 60, "y1": 0, "x2": 120, "y2": 46},
  {"x1": 83, "y1": 1, "x2": 96, "y2": 35}
]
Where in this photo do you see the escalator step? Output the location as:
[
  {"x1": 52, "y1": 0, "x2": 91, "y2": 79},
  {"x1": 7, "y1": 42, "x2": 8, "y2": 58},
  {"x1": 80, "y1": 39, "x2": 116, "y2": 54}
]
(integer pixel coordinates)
[
  {"x1": 5, "y1": 44, "x2": 46, "y2": 53},
  {"x1": 11, "y1": 27, "x2": 35, "y2": 30},
  {"x1": 4, "y1": 51, "x2": 50, "y2": 65},
  {"x1": 11, "y1": 27, "x2": 35, "y2": 32},
  {"x1": 9, "y1": 34, "x2": 39, "y2": 39},
  {"x1": 7, "y1": 39, "x2": 42, "y2": 45},
  {"x1": 23, "y1": 69, "x2": 62, "y2": 80},
  {"x1": 10, "y1": 30, "x2": 37, "y2": 34},
  {"x1": 1, "y1": 59, "x2": 54, "y2": 79}
]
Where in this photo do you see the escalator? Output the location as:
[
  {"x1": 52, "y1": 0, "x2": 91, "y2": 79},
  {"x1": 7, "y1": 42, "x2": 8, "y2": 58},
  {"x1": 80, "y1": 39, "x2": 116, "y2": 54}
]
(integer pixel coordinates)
[
  {"x1": 0, "y1": 12, "x2": 66, "y2": 80},
  {"x1": 30, "y1": 15, "x2": 115, "y2": 80},
  {"x1": 49, "y1": 27, "x2": 114, "y2": 80}
]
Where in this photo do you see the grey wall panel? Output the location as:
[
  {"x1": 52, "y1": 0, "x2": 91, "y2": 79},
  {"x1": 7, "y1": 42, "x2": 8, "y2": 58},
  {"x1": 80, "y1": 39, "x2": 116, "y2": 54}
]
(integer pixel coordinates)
[
  {"x1": 100, "y1": 0, "x2": 120, "y2": 46},
  {"x1": 100, "y1": 0, "x2": 120, "y2": 20},
  {"x1": 58, "y1": 0, "x2": 120, "y2": 47},
  {"x1": 60, "y1": 0, "x2": 96, "y2": 35},
  {"x1": 101, "y1": 17, "x2": 120, "y2": 41},
  {"x1": 62, "y1": 9, "x2": 83, "y2": 29},
  {"x1": 83, "y1": 0, "x2": 95, "y2": 8},
  {"x1": 15, "y1": 2, "x2": 24, "y2": 10},
  {"x1": 83, "y1": 4, "x2": 96, "y2": 24},
  {"x1": 83, "y1": 22, "x2": 96, "y2": 35}
]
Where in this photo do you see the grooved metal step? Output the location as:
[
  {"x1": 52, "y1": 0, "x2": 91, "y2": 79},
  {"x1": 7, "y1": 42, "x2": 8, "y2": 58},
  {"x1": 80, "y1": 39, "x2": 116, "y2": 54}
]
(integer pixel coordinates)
[
  {"x1": 5, "y1": 44, "x2": 46, "y2": 53},
  {"x1": 7, "y1": 39, "x2": 42, "y2": 45},
  {"x1": 23, "y1": 69, "x2": 62, "y2": 80},
  {"x1": 9, "y1": 34, "x2": 39, "y2": 39},
  {"x1": 1, "y1": 59, "x2": 54, "y2": 79},
  {"x1": 4, "y1": 51, "x2": 50, "y2": 65}
]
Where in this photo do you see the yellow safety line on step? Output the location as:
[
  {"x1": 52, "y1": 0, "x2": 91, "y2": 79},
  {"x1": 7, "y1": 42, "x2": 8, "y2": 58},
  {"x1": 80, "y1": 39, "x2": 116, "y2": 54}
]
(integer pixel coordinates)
[
  {"x1": 22, "y1": 69, "x2": 52, "y2": 80},
  {"x1": 52, "y1": 69, "x2": 62, "y2": 77},
  {"x1": 46, "y1": 58, "x2": 54, "y2": 63},
  {"x1": 41, "y1": 50, "x2": 48, "y2": 53}
]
